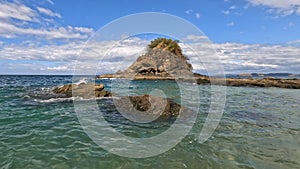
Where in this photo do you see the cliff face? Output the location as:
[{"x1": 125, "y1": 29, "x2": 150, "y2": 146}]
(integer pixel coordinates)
[
  {"x1": 99, "y1": 38, "x2": 195, "y2": 80},
  {"x1": 120, "y1": 49, "x2": 193, "y2": 79}
]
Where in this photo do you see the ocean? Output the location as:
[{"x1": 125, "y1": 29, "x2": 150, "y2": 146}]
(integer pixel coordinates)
[{"x1": 0, "y1": 75, "x2": 299, "y2": 169}]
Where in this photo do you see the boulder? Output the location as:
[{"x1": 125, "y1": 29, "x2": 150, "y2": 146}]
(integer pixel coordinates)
[
  {"x1": 115, "y1": 94, "x2": 189, "y2": 120},
  {"x1": 52, "y1": 83, "x2": 111, "y2": 98}
]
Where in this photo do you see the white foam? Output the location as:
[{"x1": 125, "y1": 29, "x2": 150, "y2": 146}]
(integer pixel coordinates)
[
  {"x1": 34, "y1": 96, "x2": 116, "y2": 103},
  {"x1": 74, "y1": 78, "x2": 89, "y2": 85},
  {"x1": 34, "y1": 97, "x2": 75, "y2": 103}
]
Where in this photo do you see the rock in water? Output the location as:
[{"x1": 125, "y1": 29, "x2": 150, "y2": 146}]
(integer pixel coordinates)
[
  {"x1": 52, "y1": 83, "x2": 111, "y2": 98},
  {"x1": 114, "y1": 94, "x2": 182, "y2": 120}
]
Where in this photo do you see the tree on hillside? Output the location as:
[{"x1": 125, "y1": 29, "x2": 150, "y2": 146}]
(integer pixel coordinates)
[{"x1": 148, "y1": 38, "x2": 189, "y2": 60}]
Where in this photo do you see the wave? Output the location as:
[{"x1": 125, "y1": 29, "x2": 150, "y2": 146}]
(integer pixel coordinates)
[
  {"x1": 34, "y1": 96, "x2": 116, "y2": 103},
  {"x1": 73, "y1": 78, "x2": 90, "y2": 85}
]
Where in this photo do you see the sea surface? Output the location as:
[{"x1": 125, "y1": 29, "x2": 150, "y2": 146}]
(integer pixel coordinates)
[{"x1": 0, "y1": 75, "x2": 299, "y2": 169}]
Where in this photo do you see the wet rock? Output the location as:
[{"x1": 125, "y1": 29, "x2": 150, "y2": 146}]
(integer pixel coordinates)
[
  {"x1": 115, "y1": 94, "x2": 186, "y2": 120},
  {"x1": 52, "y1": 83, "x2": 111, "y2": 98}
]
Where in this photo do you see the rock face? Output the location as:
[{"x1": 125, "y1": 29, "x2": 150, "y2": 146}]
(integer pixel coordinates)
[
  {"x1": 122, "y1": 49, "x2": 193, "y2": 79},
  {"x1": 52, "y1": 83, "x2": 111, "y2": 98},
  {"x1": 115, "y1": 94, "x2": 186, "y2": 120},
  {"x1": 98, "y1": 38, "x2": 194, "y2": 80}
]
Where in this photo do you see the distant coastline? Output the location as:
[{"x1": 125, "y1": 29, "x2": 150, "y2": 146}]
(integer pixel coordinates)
[{"x1": 225, "y1": 73, "x2": 299, "y2": 79}]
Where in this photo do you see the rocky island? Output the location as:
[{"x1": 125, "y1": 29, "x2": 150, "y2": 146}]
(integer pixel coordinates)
[{"x1": 98, "y1": 38, "x2": 196, "y2": 80}]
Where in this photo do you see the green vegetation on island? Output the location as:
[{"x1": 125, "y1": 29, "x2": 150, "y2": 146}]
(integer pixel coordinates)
[{"x1": 148, "y1": 38, "x2": 188, "y2": 60}]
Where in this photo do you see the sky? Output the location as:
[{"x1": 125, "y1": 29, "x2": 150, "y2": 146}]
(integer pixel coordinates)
[{"x1": 0, "y1": 0, "x2": 300, "y2": 75}]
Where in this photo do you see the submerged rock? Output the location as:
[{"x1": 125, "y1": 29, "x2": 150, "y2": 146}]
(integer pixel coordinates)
[
  {"x1": 52, "y1": 83, "x2": 111, "y2": 98},
  {"x1": 115, "y1": 94, "x2": 192, "y2": 121}
]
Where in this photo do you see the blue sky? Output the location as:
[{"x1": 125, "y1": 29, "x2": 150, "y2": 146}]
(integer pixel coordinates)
[{"x1": 0, "y1": 0, "x2": 300, "y2": 74}]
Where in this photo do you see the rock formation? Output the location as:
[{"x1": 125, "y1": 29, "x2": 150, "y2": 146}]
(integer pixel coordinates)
[
  {"x1": 114, "y1": 94, "x2": 194, "y2": 121},
  {"x1": 115, "y1": 94, "x2": 182, "y2": 120},
  {"x1": 52, "y1": 83, "x2": 112, "y2": 98},
  {"x1": 98, "y1": 38, "x2": 194, "y2": 80}
]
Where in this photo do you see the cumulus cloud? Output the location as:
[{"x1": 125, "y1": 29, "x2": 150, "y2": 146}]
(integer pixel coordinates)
[
  {"x1": 0, "y1": 37, "x2": 149, "y2": 74},
  {"x1": 0, "y1": 1, "x2": 93, "y2": 40},
  {"x1": 0, "y1": 1, "x2": 38, "y2": 22},
  {"x1": 36, "y1": 7, "x2": 61, "y2": 18},
  {"x1": 211, "y1": 43, "x2": 300, "y2": 73},
  {"x1": 287, "y1": 40, "x2": 300, "y2": 45},
  {"x1": 0, "y1": 22, "x2": 92, "y2": 39},
  {"x1": 182, "y1": 35, "x2": 209, "y2": 42},
  {"x1": 248, "y1": 0, "x2": 300, "y2": 16}
]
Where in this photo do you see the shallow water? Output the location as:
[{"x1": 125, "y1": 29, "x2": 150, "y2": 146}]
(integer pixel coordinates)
[{"x1": 0, "y1": 75, "x2": 299, "y2": 169}]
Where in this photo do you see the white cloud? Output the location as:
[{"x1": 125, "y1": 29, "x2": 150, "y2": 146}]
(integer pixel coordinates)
[
  {"x1": 185, "y1": 9, "x2": 201, "y2": 19},
  {"x1": 211, "y1": 43, "x2": 300, "y2": 73},
  {"x1": 229, "y1": 5, "x2": 236, "y2": 10},
  {"x1": 37, "y1": 7, "x2": 61, "y2": 18},
  {"x1": 180, "y1": 40, "x2": 300, "y2": 74},
  {"x1": 185, "y1": 9, "x2": 193, "y2": 14},
  {"x1": 0, "y1": 37, "x2": 149, "y2": 74},
  {"x1": 287, "y1": 39, "x2": 300, "y2": 45},
  {"x1": 248, "y1": 0, "x2": 300, "y2": 16},
  {"x1": 73, "y1": 27, "x2": 94, "y2": 34},
  {"x1": 182, "y1": 35, "x2": 209, "y2": 42},
  {"x1": 221, "y1": 4, "x2": 241, "y2": 16},
  {"x1": 47, "y1": 0, "x2": 55, "y2": 5},
  {"x1": 0, "y1": 1, "x2": 38, "y2": 22},
  {"x1": 0, "y1": 1, "x2": 93, "y2": 40},
  {"x1": 0, "y1": 22, "x2": 92, "y2": 39},
  {"x1": 46, "y1": 65, "x2": 69, "y2": 71},
  {"x1": 227, "y1": 21, "x2": 235, "y2": 26},
  {"x1": 221, "y1": 10, "x2": 231, "y2": 15}
]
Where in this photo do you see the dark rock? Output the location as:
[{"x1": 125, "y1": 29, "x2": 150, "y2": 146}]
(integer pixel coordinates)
[{"x1": 115, "y1": 94, "x2": 188, "y2": 120}]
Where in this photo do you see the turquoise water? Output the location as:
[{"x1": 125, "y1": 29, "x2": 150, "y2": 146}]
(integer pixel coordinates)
[{"x1": 0, "y1": 75, "x2": 299, "y2": 169}]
